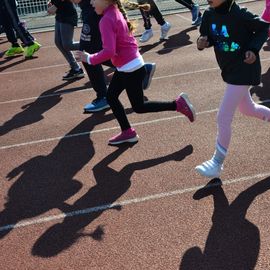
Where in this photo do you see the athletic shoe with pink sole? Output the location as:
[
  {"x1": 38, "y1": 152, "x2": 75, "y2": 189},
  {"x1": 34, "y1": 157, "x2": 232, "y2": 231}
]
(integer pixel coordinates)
[
  {"x1": 176, "y1": 93, "x2": 196, "y2": 122},
  {"x1": 108, "y1": 128, "x2": 139, "y2": 145}
]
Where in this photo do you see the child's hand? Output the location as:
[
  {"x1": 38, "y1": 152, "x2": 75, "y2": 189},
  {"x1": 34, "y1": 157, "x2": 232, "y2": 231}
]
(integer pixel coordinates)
[
  {"x1": 74, "y1": 50, "x2": 90, "y2": 63},
  {"x1": 197, "y1": 36, "x2": 209, "y2": 50},
  {"x1": 244, "y1": 51, "x2": 256, "y2": 64}
]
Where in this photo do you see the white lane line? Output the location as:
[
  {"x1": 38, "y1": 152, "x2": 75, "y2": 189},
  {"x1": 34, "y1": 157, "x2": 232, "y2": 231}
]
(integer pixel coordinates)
[
  {"x1": 175, "y1": 13, "x2": 192, "y2": 23},
  {"x1": 2, "y1": 56, "x2": 270, "y2": 105},
  {"x1": 0, "y1": 171, "x2": 268, "y2": 233},
  {"x1": 0, "y1": 88, "x2": 92, "y2": 105},
  {"x1": 0, "y1": 109, "x2": 218, "y2": 150},
  {"x1": 0, "y1": 63, "x2": 68, "y2": 76},
  {"x1": 0, "y1": 66, "x2": 219, "y2": 105}
]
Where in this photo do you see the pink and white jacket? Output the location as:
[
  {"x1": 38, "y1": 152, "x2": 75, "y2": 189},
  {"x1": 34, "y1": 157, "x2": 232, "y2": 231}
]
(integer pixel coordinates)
[{"x1": 88, "y1": 5, "x2": 141, "y2": 68}]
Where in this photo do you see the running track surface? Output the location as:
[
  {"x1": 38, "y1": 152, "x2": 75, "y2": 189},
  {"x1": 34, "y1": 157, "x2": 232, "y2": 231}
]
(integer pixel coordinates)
[{"x1": 0, "y1": 1, "x2": 270, "y2": 269}]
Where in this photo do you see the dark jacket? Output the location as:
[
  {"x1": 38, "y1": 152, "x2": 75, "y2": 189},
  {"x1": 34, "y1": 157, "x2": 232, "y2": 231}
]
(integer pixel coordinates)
[
  {"x1": 199, "y1": 0, "x2": 269, "y2": 85},
  {"x1": 51, "y1": 0, "x2": 77, "y2": 26}
]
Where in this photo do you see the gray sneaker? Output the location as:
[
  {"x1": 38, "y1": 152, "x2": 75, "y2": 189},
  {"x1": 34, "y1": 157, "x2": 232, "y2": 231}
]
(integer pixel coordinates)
[
  {"x1": 139, "y1": 29, "x2": 154, "y2": 43},
  {"x1": 160, "y1": 22, "x2": 171, "y2": 40}
]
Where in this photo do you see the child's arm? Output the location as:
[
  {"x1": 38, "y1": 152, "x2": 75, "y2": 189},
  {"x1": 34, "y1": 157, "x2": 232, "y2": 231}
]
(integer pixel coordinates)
[
  {"x1": 75, "y1": 17, "x2": 116, "y2": 65},
  {"x1": 241, "y1": 8, "x2": 269, "y2": 54},
  {"x1": 197, "y1": 10, "x2": 213, "y2": 50}
]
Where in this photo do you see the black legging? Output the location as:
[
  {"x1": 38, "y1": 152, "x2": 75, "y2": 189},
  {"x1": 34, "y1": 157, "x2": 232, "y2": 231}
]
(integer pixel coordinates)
[
  {"x1": 79, "y1": 8, "x2": 114, "y2": 99},
  {"x1": 174, "y1": 0, "x2": 202, "y2": 16},
  {"x1": 138, "y1": 0, "x2": 165, "y2": 30},
  {"x1": 139, "y1": 0, "x2": 202, "y2": 30},
  {"x1": 107, "y1": 66, "x2": 176, "y2": 131},
  {"x1": 0, "y1": 0, "x2": 34, "y2": 46}
]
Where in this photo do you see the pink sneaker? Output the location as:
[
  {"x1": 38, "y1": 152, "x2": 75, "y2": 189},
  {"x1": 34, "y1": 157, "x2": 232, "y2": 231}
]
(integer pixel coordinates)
[
  {"x1": 108, "y1": 128, "x2": 139, "y2": 145},
  {"x1": 175, "y1": 92, "x2": 196, "y2": 122}
]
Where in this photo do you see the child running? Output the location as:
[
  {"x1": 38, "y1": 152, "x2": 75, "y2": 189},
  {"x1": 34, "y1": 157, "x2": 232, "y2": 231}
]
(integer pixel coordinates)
[
  {"x1": 137, "y1": 0, "x2": 171, "y2": 42},
  {"x1": 48, "y1": 0, "x2": 84, "y2": 80},
  {"x1": 139, "y1": 0, "x2": 201, "y2": 43},
  {"x1": 75, "y1": 0, "x2": 196, "y2": 145},
  {"x1": 71, "y1": 0, "x2": 156, "y2": 112},
  {"x1": 195, "y1": 0, "x2": 270, "y2": 178},
  {"x1": 0, "y1": 0, "x2": 41, "y2": 58}
]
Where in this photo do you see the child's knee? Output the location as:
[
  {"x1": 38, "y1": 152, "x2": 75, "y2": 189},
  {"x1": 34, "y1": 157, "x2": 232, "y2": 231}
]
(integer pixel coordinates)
[{"x1": 238, "y1": 103, "x2": 255, "y2": 116}]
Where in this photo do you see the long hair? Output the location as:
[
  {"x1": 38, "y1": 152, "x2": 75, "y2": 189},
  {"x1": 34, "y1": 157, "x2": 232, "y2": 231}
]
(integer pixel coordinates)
[{"x1": 113, "y1": 0, "x2": 150, "y2": 33}]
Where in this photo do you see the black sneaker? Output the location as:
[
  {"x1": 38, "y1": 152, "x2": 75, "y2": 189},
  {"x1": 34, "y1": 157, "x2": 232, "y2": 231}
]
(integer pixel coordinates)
[{"x1": 62, "y1": 68, "x2": 85, "y2": 81}]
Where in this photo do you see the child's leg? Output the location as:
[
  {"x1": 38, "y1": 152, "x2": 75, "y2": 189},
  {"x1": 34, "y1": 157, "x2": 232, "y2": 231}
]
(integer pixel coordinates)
[
  {"x1": 147, "y1": 0, "x2": 166, "y2": 26},
  {"x1": 139, "y1": 8, "x2": 152, "y2": 30},
  {"x1": 174, "y1": 0, "x2": 202, "y2": 24},
  {"x1": 60, "y1": 22, "x2": 80, "y2": 52},
  {"x1": 0, "y1": 7, "x2": 18, "y2": 46},
  {"x1": 196, "y1": 84, "x2": 249, "y2": 178},
  {"x1": 107, "y1": 67, "x2": 195, "y2": 145},
  {"x1": 238, "y1": 89, "x2": 270, "y2": 122},
  {"x1": 57, "y1": 22, "x2": 80, "y2": 71},
  {"x1": 106, "y1": 71, "x2": 129, "y2": 131},
  {"x1": 125, "y1": 67, "x2": 176, "y2": 114},
  {"x1": 174, "y1": 0, "x2": 198, "y2": 11},
  {"x1": 3, "y1": 0, "x2": 34, "y2": 46},
  {"x1": 216, "y1": 84, "x2": 250, "y2": 150},
  {"x1": 125, "y1": 67, "x2": 195, "y2": 122}
]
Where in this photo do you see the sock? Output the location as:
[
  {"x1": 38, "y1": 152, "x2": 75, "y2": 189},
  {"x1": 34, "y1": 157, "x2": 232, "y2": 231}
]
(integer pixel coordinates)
[{"x1": 211, "y1": 142, "x2": 227, "y2": 165}]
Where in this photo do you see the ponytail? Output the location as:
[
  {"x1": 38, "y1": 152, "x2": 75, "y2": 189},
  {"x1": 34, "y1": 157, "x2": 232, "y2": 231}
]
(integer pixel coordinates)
[{"x1": 114, "y1": 0, "x2": 150, "y2": 33}]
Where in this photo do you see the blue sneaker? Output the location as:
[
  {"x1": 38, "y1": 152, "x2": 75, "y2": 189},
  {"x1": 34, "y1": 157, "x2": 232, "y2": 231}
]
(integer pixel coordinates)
[
  {"x1": 84, "y1": 98, "x2": 110, "y2": 113},
  {"x1": 143, "y1": 63, "x2": 156, "y2": 90},
  {"x1": 191, "y1": 4, "x2": 200, "y2": 24}
]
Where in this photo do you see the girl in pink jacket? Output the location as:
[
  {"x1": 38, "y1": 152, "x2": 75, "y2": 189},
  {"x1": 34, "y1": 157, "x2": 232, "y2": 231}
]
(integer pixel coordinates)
[{"x1": 76, "y1": 0, "x2": 196, "y2": 145}]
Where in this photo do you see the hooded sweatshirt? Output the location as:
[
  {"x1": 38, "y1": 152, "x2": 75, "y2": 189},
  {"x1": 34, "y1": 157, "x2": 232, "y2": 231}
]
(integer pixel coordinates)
[{"x1": 199, "y1": 0, "x2": 269, "y2": 85}]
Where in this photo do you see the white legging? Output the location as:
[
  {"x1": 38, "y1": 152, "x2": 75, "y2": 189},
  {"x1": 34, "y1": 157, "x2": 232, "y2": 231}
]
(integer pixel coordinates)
[{"x1": 217, "y1": 84, "x2": 270, "y2": 150}]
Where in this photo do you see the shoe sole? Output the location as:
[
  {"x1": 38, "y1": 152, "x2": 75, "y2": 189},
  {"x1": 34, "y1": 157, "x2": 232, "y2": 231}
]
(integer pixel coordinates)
[
  {"x1": 195, "y1": 166, "x2": 221, "y2": 178},
  {"x1": 179, "y1": 92, "x2": 196, "y2": 122},
  {"x1": 144, "y1": 63, "x2": 156, "y2": 90},
  {"x1": 108, "y1": 135, "x2": 139, "y2": 145},
  {"x1": 84, "y1": 104, "x2": 110, "y2": 113},
  {"x1": 63, "y1": 73, "x2": 85, "y2": 81},
  {"x1": 5, "y1": 51, "x2": 24, "y2": 57}
]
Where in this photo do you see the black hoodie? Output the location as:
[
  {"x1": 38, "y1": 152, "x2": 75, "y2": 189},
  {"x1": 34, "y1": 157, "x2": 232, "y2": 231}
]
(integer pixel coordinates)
[
  {"x1": 199, "y1": 0, "x2": 269, "y2": 85},
  {"x1": 51, "y1": 0, "x2": 77, "y2": 26}
]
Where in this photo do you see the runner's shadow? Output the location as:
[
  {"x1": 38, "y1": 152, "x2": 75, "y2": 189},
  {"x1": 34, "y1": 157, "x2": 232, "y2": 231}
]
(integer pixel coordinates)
[
  {"x1": 32, "y1": 144, "x2": 193, "y2": 257},
  {"x1": 157, "y1": 26, "x2": 196, "y2": 55},
  {"x1": 0, "y1": 111, "x2": 129, "y2": 240},
  {"x1": 250, "y1": 67, "x2": 270, "y2": 107},
  {"x1": 179, "y1": 176, "x2": 270, "y2": 270},
  {"x1": 0, "y1": 81, "x2": 89, "y2": 136},
  {"x1": 139, "y1": 26, "x2": 196, "y2": 55},
  {"x1": 0, "y1": 55, "x2": 37, "y2": 71}
]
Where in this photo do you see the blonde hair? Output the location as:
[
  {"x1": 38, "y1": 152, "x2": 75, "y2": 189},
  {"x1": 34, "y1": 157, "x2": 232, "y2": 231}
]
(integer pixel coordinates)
[{"x1": 113, "y1": 0, "x2": 150, "y2": 33}]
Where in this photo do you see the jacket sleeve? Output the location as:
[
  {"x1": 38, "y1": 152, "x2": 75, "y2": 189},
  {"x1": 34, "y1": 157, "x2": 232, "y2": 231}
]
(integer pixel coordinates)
[
  {"x1": 89, "y1": 17, "x2": 116, "y2": 65},
  {"x1": 241, "y1": 8, "x2": 269, "y2": 53},
  {"x1": 198, "y1": 10, "x2": 214, "y2": 49}
]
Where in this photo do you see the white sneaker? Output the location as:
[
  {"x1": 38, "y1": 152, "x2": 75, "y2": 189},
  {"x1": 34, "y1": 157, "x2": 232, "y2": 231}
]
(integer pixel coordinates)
[
  {"x1": 195, "y1": 159, "x2": 223, "y2": 178},
  {"x1": 139, "y1": 29, "x2": 154, "y2": 43},
  {"x1": 160, "y1": 22, "x2": 171, "y2": 40}
]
